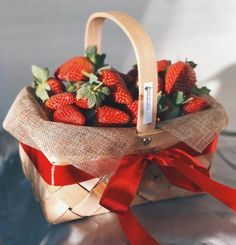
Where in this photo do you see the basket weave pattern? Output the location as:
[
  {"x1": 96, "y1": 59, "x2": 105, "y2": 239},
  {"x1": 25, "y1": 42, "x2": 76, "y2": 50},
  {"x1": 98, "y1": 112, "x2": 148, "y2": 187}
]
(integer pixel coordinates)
[{"x1": 19, "y1": 145, "x2": 213, "y2": 224}]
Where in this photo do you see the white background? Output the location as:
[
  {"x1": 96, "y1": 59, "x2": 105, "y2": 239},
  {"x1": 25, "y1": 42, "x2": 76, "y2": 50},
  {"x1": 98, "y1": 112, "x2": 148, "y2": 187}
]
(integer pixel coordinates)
[{"x1": 1, "y1": 0, "x2": 236, "y2": 130}]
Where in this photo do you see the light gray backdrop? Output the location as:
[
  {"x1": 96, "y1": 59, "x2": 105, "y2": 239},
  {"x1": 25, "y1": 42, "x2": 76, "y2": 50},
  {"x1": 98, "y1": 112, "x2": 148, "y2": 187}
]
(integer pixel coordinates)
[{"x1": 1, "y1": 0, "x2": 236, "y2": 130}]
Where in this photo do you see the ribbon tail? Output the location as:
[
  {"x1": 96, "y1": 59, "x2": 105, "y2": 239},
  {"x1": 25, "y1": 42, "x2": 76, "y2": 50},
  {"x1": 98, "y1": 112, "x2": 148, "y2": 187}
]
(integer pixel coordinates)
[
  {"x1": 175, "y1": 163, "x2": 236, "y2": 211},
  {"x1": 118, "y1": 209, "x2": 160, "y2": 245},
  {"x1": 100, "y1": 156, "x2": 148, "y2": 213}
]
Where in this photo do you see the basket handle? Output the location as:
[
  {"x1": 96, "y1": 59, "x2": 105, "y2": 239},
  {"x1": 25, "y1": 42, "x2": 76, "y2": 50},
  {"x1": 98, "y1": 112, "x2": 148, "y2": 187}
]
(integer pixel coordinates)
[{"x1": 85, "y1": 12, "x2": 158, "y2": 134}]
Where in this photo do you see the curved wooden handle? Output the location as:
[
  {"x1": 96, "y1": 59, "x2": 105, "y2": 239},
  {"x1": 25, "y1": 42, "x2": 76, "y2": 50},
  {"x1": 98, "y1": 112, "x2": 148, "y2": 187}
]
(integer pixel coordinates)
[{"x1": 85, "y1": 12, "x2": 158, "y2": 134}]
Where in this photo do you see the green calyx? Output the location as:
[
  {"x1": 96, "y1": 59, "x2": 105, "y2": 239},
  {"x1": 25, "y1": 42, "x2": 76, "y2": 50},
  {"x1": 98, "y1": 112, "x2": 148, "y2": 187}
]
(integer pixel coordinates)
[
  {"x1": 32, "y1": 65, "x2": 50, "y2": 102},
  {"x1": 165, "y1": 104, "x2": 181, "y2": 120},
  {"x1": 76, "y1": 73, "x2": 110, "y2": 108},
  {"x1": 185, "y1": 60, "x2": 198, "y2": 69},
  {"x1": 86, "y1": 46, "x2": 107, "y2": 72},
  {"x1": 158, "y1": 93, "x2": 181, "y2": 120},
  {"x1": 191, "y1": 85, "x2": 211, "y2": 96},
  {"x1": 171, "y1": 91, "x2": 191, "y2": 105},
  {"x1": 66, "y1": 81, "x2": 80, "y2": 92},
  {"x1": 158, "y1": 93, "x2": 171, "y2": 113}
]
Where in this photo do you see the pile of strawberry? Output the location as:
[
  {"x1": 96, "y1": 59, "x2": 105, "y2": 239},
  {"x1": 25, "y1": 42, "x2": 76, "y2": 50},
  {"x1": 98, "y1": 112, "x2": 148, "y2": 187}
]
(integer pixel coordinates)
[{"x1": 32, "y1": 46, "x2": 211, "y2": 127}]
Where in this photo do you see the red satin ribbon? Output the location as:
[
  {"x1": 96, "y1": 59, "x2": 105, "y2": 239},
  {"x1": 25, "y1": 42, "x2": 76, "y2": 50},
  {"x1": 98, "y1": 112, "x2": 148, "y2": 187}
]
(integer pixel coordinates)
[
  {"x1": 118, "y1": 210, "x2": 159, "y2": 245},
  {"x1": 100, "y1": 136, "x2": 236, "y2": 244},
  {"x1": 20, "y1": 136, "x2": 236, "y2": 245},
  {"x1": 20, "y1": 143, "x2": 94, "y2": 185}
]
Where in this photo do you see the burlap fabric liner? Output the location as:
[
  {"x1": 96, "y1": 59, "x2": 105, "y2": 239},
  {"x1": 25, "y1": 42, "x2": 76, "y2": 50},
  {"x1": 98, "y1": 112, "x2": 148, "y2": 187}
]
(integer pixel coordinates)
[{"x1": 3, "y1": 87, "x2": 227, "y2": 177}]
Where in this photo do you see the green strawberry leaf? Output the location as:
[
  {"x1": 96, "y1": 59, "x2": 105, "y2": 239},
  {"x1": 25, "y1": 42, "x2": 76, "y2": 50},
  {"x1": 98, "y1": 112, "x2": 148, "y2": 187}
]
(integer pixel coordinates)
[
  {"x1": 41, "y1": 81, "x2": 50, "y2": 91},
  {"x1": 66, "y1": 81, "x2": 78, "y2": 92},
  {"x1": 158, "y1": 94, "x2": 170, "y2": 113},
  {"x1": 88, "y1": 73, "x2": 99, "y2": 84},
  {"x1": 165, "y1": 104, "x2": 181, "y2": 120},
  {"x1": 95, "y1": 94, "x2": 102, "y2": 107},
  {"x1": 95, "y1": 53, "x2": 106, "y2": 70},
  {"x1": 76, "y1": 78, "x2": 109, "y2": 108},
  {"x1": 88, "y1": 94, "x2": 96, "y2": 108},
  {"x1": 191, "y1": 85, "x2": 211, "y2": 96},
  {"x1": 77, "y1": 85, "x2": 89, "y2": 97},
  {"x1": 84, "y1": 91, "x2": 93, "y2": 99},
  {"x1": 101, "y1": 86, "x2": 110, "y2": 95},
  {"x1": 85, "y1": 45, "x2": 107, "y2": 71},
  {"x1": 157, "y1": 92, "x2": 163, "y2": 103},
  {"x1": 35, "y1": 84, "x2": 49, "y2": 102},
  {"x1": 32, "y1": 65, "x2": 49, "y2": 82},
  {"x1": 186, "y1": 60, "x2": 197, "y2": 69},
  {"x1": 76, "y1": 91, "x2": 83, "y2": 100},
  {"x1": 45, "y1": 67, "x2": 50, "y2": 75},
  {"x1": 100, "y1": 93, "x2": 105, "y2": 101},
  {"x1": 86, "y1": 46, "x2": 97, "y2": 64},
  {"x1": 172, "y1": 91, "x2": 184, "y2": 105}
]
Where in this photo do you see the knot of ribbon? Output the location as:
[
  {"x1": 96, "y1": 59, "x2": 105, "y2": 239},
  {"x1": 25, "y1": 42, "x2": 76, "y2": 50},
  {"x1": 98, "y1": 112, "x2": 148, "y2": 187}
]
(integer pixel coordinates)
[{"x1": 99, "y1": 136, "x2": 236, "y2": 245}]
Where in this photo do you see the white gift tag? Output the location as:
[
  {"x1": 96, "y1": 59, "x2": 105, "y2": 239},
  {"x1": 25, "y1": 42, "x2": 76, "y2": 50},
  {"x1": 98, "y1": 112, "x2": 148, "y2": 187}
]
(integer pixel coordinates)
[{"x1": 143, "y1": 82, "x2": 153, "y2": 124}]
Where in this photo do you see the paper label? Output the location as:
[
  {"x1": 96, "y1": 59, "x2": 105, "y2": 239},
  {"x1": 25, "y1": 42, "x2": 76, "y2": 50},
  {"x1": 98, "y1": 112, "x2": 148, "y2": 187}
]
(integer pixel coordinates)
[{"x1": 143, "y1": 82, "x2": 153, "y2": 124}]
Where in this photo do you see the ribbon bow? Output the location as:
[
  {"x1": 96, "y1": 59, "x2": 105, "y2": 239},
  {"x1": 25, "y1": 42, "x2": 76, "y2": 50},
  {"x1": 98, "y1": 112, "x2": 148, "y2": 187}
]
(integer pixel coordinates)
[{"x1": 100, "y1": 136, "x2": 236, "y2": 245}]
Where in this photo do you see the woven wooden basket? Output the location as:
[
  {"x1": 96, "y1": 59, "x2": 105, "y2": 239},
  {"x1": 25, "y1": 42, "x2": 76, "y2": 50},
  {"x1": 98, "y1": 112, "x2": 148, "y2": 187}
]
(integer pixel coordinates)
[
  {"x1": 19, "y1": 145, "x2": 213, "y2": 224},
  {"x1": 19, "y1": 12, "x2": 214, "y2": 224}
]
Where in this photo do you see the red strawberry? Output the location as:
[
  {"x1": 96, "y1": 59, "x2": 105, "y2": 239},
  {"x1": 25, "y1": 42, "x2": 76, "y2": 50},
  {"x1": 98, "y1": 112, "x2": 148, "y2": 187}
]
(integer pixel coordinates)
[
  {"x1": 157, "y1": 60, "x2": 171, "y2": 73},
  {"x1": 127, "y1": 62, "x2": 167, "y2": 92},
  {"x1": 53, "y1": 105, "x2": 85, "y2": 125},
  {"x1": 165, "y1": 61, "x2": 196, "y2": 94},
  {"x1": 127, "y1": 100, "x2": 138, "y2": 126},
  {"x1": 126, "y1": 67, "x2": 138, "y2": 85},
  {"x1": 113, "y1": 83, "x2": 133, "y2": 105},
  {"x1": 119, "y1": 72, "x2": 136, "y2": 90},
  {"x1": 100, "y1": 70, "x2": 133, "y2": 105},
  {"x1": 99, "y1": 70, "x2": 119, "y2": 86},
  {"x1": 47, "y1": 78, "x2": 65, "y2": 94},
  {"x1": 45, "y1": 92, "x2": 76, "y2": 111},
  {"x1": 76, "y1": 98, "x2": 89, "y2": 109},
  {"x1": 96, "y1": 106, "x2": 130, "y2": 126},
  {"x1": 158, "y1": 76, "x2": 165, "y2": 92},
  {"x1": 55, "y1": 57, "x2": 94, "y2": 82},
  {"x1": 183, "y1": 97, "x2": 210, "y2": 114}
]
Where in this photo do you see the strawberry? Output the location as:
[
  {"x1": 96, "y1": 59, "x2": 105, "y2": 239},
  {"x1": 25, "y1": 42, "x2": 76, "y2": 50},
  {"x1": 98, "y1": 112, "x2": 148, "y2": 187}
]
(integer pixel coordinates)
[
  {"x1": 45, "y1": 92, "x2": 76, "y2": 111},
  {"x1": 99, "y1": 69, "x2": 119, "y2": 86},
  {"x1": 76, "y1": 98, "x2": 90, "y2": 109},
  {"x1": 47, "y1": 78, "x2": 65, "y2": 94},
  {"x1": 127, "y1": 100, "x2": 138, "y2": 126},
  {"x1": 53, "y1": 105, "x2": 85, "y2": 125},
  {"x1": 96, "y1": 106, "x2": 130, "y2": 126},
  {"x1": 158, "y1": 76, "x2": 165, "y2": 92},
  {"x1": 126, "y1": 61, "x2": 168, "y2": 92},
  {"x1": 165, "y1": 61, "x2": 196, "y2": 94},
  {"x1": 126, "y1": 66, "x2": 139, "y2": 89},
  {"x1": 127, "y1": 66, "x2": 138, "y2": 83},
  {"x1": 119, "y1": 72, "x2": 136, "y2": 90},
  {"x1": 113, "y1": 83, "x2": 133, "y2": 105},
  {"x1": 157, "y1": 60, "x2": 171, "y2": 73},
  {"x1": 99, "y1": 70, "x2": 133, "y2": 105},
  {"x1": 182, "y1": 96, "x2": 210, "y2": 114},
  {"x1": 55, "y1": 57, "x2": 94, "y2": 82}
]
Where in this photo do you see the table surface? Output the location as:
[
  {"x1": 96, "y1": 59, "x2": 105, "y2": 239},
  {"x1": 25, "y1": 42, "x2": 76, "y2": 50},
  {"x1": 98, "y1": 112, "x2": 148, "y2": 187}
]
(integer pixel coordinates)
[{"x1": 0, "y1": 130, "x2": 236, "y2": 245}]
